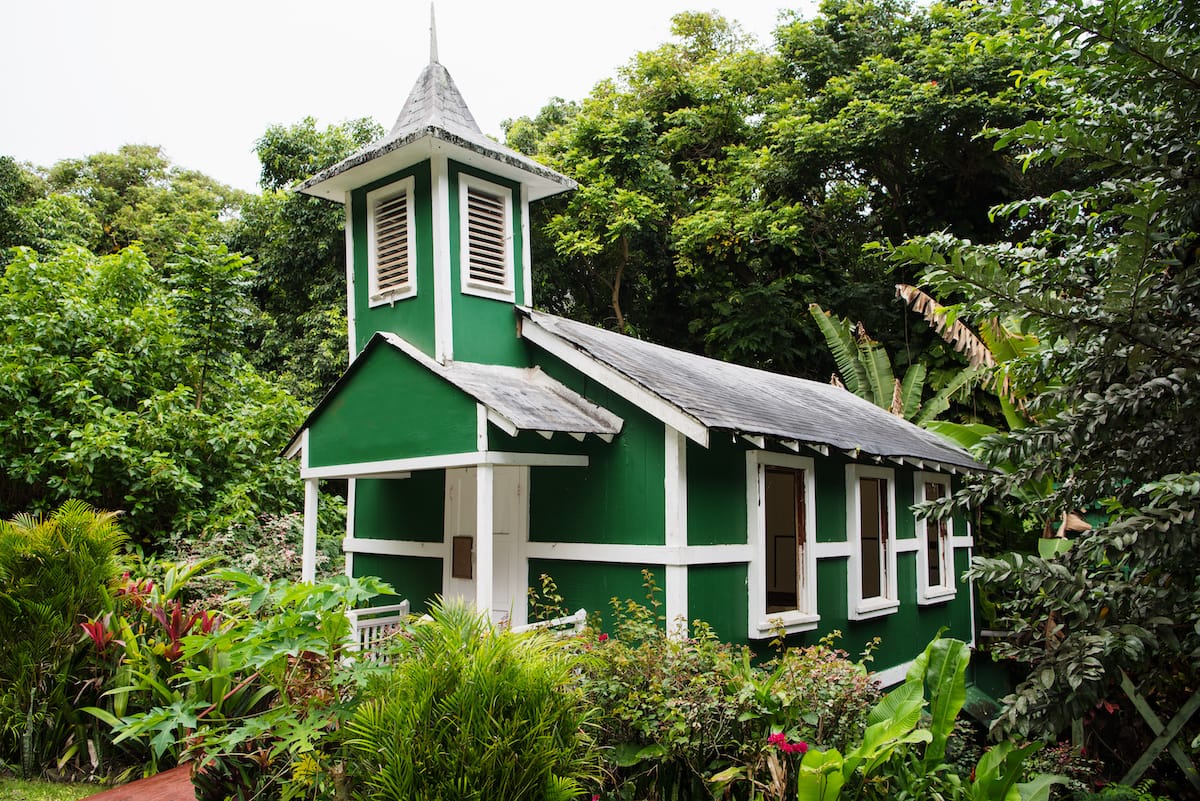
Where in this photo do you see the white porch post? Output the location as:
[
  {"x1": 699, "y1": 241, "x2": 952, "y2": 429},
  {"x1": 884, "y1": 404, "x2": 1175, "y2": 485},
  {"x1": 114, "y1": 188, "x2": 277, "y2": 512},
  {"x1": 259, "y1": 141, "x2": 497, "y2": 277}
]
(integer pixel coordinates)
[
  {"x1": 302, "y1": 478, "x2": 319, "y2": 583},
  {"x1": 475, "y1": 463, "x2": 494, "y2": 618}
]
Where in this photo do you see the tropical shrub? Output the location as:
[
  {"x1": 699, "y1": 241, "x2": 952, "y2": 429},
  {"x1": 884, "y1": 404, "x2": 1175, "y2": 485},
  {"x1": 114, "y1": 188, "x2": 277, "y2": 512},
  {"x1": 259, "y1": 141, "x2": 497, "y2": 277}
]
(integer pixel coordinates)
[
  {"x1": 93, "y1": 567, "x2": 392, "y2": 801},
  {"x1": 345, "y1": 600, "x2": 600, "y2": 801},
  {"x1": 582, "y1": 573, "x2": 879, "y2": 800},
  {"x1": 0, "y1": 501, "x2": 125, "y2": 777}
]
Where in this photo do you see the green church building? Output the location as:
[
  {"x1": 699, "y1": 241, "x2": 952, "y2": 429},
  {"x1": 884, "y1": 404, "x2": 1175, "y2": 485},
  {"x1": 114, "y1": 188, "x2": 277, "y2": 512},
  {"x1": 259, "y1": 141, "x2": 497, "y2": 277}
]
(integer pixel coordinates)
[{"x1": 285, "y1": 36, "x2": 984, "y2": 684}]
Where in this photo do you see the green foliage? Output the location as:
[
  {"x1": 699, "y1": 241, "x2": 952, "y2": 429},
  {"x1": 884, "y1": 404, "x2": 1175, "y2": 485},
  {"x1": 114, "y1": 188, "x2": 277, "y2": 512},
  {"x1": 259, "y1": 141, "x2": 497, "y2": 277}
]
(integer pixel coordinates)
[
  {"x1": 42, "y1": 145, "x2": 245, "y2": 265},
  {"x1": 345, "y1": 600, "x2": 599, "y2": 801},
  {"x1": 0, "y1": 777, "x2": 95, "y2": 801},
  {"x1": 96, "y1": 567, "x2": 392, "y2": 801},
  {"x1": 888, "y1": 0, "x2": 1200, "y2": 773},
  {"x1": 0, "y1": 246, "x2": 306, "y2": 543},
  {"x1": 0, "y1": 502, "x2": 125, "y2": 777},
  {"x1": 797, "y1": 636, "x2": 1064, "y2": 801},
  {"x1": 809, "y1": 302, "x2": 979, "y2": 423},
  {"x1": 582, "y1": 574, "x2": 878, "y2": 800},
  {"x1": 231, "y1": 117, "x2": 381, "y2": 405}
]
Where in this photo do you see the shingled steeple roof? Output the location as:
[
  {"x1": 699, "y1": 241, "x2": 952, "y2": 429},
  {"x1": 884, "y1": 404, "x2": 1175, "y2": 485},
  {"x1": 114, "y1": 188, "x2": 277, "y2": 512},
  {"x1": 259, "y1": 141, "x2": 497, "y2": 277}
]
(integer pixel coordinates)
[{"x1": 297, "y1": 16, "x2": 575, "y2": 203}]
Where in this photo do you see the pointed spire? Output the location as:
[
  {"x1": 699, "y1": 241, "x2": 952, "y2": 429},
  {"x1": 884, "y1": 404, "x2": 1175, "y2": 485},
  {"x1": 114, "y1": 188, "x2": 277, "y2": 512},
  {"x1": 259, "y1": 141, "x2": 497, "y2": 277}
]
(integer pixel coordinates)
[{"x1": 430, "y1": 4, "x2": 439, "y2": 64}]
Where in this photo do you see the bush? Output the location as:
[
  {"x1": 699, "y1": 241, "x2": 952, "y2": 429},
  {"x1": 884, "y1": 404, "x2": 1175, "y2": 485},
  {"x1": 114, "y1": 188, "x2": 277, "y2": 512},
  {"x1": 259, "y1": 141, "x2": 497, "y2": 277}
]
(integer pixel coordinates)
[
  {"x1": 0, "y1": 501, "x2": 125, "y2": 778},
  {"x1": 580, "y1": 572, "x2": 879, "y2": 800},
  {"x1": 345, "y1": 600, "x2": 600, "y2": 801}
]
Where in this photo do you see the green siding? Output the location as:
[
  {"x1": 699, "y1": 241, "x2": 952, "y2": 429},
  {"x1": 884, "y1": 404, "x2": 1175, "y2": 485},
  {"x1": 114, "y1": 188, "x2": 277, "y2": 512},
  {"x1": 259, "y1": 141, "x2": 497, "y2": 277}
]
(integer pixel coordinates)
[
  {"x1": 813, "y1": 453, "x2": 849, "y2": 543},
  {"x1": 353, "y1": 553, "x2": 443, "y2": 614},
  {"x1": 893, "y1": 470, "x2": 916, "y2": 540},
  {"x1": 528, "y1": 559, "x2": 661, "y2": 634},
  {"x1": 447, "y1": 162, "x2": 528, "y2": 367},
  {"x1": 688, "y1": 563, "x2": 748, "y2": 641},
  {"x1": 307, "y1": 346, "x2": 476, "y2": 467},
  {"x1": 354, "y1": 474, "x2": 444, "y2": 541},
  {"x1": 526, "y1": 355, "x2": 665, "y2": 546},
  {"x1": 687, "y1": 438, "x2": 746, "y2": 545},
  {"x1": 350, "y1": 164, "x2": 436, "y2": 355}
]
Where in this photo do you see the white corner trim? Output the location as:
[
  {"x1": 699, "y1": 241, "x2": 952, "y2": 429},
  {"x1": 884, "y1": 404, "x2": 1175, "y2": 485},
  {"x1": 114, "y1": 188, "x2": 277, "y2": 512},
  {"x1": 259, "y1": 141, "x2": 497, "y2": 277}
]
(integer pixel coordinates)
[
  {"x1": 666, "y1": 564, "x2": 689, "y2": 639},
  {"x1": 520, "y1": 183, "x2": 533, "y2": 306},
  {"x1": 664, "y1": 427, "x2": 689, "y2": 638},
  {"x1": 476, "y1": 404, "x2": 489, "y2": 451},
  {"x1": 519, "y1": 316, "x2": 710, "y2": 447},
  {"x1": 344, "y1": 194, "x2": 357, "y2": 361},
  {"x1": 431, "y1": 154, "x2": 453, "y2": 362}
]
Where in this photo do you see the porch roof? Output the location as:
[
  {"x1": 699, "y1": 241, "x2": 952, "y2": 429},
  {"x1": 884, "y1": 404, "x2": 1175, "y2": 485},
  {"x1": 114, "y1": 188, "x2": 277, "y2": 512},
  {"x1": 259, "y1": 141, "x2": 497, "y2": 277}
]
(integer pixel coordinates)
[{"x1": 518, "y1": 308, "x2": 985, "y2": 472}]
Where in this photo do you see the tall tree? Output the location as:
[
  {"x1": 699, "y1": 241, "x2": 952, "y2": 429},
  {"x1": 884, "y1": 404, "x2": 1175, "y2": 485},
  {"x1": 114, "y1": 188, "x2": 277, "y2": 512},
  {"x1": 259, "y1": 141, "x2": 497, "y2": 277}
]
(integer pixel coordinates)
[
  {"x1": 892, "y1": 0, "x2": 1200, "y2": 774},
  {"x1": 231, "y1": 117, "x2": 382, "y2": 404}
]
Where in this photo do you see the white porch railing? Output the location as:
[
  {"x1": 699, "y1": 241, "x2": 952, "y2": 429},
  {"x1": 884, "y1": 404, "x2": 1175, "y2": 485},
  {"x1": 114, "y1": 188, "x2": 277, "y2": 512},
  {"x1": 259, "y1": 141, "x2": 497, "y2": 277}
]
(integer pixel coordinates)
[
  {"x1": 510, "y1": 608, "x2": 588, "y2": 636},
  {"x1": 347, "y1": 600, "x2": 410, "y2": 659}
]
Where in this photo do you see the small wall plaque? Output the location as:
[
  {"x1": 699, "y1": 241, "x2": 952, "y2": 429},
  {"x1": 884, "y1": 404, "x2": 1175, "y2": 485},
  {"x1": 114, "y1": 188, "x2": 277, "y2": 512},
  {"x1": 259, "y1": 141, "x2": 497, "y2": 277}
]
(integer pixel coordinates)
[{"x1": 451, "y1": 535, "x2": 474, "y2": 579}]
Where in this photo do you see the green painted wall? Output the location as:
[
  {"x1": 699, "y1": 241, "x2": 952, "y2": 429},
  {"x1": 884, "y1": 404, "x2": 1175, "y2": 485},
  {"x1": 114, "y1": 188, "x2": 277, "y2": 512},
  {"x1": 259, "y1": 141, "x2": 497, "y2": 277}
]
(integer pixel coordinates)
[
  {"x1": 813, "y1": 452, "x2": 849, "y2": 543},
  {"x1": 688, "y1": 563, "x2": 748, "y2": 641},
  {"x1": 687, "y1": 438, "x2": 746, "y2": 545},
  {"x1": 447, "y1": 162, "x2": 528, "y2": 367},
  {"x1": 350, "y1": 163, "x2": 436, "y2": 356},
  {"x1": 307, "y1": 345, "x2": 476, "y2": 467},
  {"x1": 525, "y1": 355, "x2": 666, "y2": 546},
  {"x1": 528, "y1": 558, "x2": 663, "y2": 634},
  {"x1": 354, "y1": 474, "x2": 443, "y2": 541},
  {"x1": 353, "y1": 553, "x2": 442, "y2": 614}
]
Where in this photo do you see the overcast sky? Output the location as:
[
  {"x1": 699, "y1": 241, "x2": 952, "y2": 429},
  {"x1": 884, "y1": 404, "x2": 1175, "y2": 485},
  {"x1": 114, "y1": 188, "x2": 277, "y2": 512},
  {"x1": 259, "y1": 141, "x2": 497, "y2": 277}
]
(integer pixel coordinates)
[{"x1": 1, "y1": 1, "x2": 816, "y2": 193}]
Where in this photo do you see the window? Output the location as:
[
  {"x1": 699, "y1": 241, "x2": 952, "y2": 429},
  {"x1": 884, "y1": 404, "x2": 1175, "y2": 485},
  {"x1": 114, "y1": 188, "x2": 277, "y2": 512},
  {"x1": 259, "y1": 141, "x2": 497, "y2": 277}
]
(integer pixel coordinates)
[
  {"x1": 459, "y1": 174, "x2": 514, "y2": 299},
  {"x1": 366, "y1": 179, "x2": 416, "y2": 305},
  {"x1": 915, "y1": 473, "x2": 956, "y2": 603},
  {"x1": 748, "y1": 452, "x2": 818, "y2": 638},
  {"x1": 848, "y1": 465, "x2": 899, "y2": 619}
]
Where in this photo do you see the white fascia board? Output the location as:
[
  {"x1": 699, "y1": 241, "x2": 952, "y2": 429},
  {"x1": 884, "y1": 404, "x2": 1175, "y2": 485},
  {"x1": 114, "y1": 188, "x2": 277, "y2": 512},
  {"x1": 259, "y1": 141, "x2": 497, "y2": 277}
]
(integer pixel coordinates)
[
  {"x1": 301, "y1": 450, "x2": 588, "y2": 479},
  {"x1": 486, "y1": 409, "x2": 519, "y2": 437},
  {"x1": 519, "y1": 315, "x2": 710, "y2": 447}
]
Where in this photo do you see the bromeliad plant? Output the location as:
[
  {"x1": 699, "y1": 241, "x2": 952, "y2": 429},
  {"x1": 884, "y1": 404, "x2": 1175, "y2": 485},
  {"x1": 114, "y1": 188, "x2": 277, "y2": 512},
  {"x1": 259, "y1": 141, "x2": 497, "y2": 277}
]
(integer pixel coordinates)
[{"x1": 87, "y1": 565, "x2": 394, "y2": 801}]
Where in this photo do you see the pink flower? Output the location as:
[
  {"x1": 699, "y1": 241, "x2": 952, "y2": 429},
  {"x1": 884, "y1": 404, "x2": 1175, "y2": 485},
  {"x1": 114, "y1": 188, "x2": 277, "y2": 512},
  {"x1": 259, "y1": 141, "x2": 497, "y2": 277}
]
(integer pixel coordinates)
[
  {"x1": 782, "y1": 741, "x2": 809, "y2": 755},
  {"x1": 81, "y1": 614, "x2": 120, "y2": 653},
  {"x1": 767, "y1": 732, "x2": 787, "y2": 747}
]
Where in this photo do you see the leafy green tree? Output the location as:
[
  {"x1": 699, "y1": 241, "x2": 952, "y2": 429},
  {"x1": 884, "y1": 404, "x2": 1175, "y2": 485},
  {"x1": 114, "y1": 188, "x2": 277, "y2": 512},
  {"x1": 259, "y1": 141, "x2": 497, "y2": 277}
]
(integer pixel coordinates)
[
  {"x1": 0, "y1": 246, "x2": 305, "y2": 544},
  {"x1": 891, "y1": 0, "x2": 1200, "y2": 771},
  {"x1": 45, "y1": 145, "x2": 246, "y2": 265},
  {"x1": 0, "y1": 157, "x2": 43, "y2": 256},
  {"x1": 231, "y1": 117, "x2": 382, "y2": 403}
]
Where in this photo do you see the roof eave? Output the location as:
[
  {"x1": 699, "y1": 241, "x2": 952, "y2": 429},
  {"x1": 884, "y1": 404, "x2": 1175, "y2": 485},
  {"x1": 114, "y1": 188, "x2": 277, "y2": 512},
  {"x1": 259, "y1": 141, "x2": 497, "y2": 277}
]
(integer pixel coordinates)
[{"x1": 296, "y1": 128, "x2": 576, "y2": 203}]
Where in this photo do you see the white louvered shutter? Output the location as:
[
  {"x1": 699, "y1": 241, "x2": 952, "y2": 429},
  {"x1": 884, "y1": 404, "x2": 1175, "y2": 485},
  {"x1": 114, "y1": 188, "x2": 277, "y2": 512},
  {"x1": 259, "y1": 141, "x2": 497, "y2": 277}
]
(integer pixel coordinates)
[
  {"x1": 465, "y1": 186, "x2": 507, "y2": 288},
  {"x1": 373, "y1": 191, "x2": 410, "y2": 296}
]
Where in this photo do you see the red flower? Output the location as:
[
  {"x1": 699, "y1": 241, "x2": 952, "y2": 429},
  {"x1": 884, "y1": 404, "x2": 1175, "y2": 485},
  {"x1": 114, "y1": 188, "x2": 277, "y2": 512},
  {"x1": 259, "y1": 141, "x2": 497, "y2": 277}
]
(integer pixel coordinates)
[
  {"x1": 768, "y1": 732, "x2": 808, "y2": 754},
  {"x1": 597, "y1": 633, "x2": 609, "y2": 643},
  {"x1": 767, "y1": 732, "x2": 787, "y2": 747},
  {"x1": 81, "y1": 614, "x2": 120, "y2": 653}
]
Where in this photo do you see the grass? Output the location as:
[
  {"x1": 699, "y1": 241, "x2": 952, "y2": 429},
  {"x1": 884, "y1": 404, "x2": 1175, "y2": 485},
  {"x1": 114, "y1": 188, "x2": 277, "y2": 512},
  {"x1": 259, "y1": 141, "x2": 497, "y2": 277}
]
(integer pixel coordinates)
[{"x1": 0, "y1": 778, "x2": 95, "y2": 801}]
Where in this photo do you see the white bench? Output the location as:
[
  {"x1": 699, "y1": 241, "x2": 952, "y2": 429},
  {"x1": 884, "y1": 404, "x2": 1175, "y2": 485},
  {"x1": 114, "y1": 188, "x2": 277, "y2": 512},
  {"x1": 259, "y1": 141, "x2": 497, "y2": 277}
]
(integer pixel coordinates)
[{"x1": 347, "y1": 600, "x2": 410, "y2": 659}]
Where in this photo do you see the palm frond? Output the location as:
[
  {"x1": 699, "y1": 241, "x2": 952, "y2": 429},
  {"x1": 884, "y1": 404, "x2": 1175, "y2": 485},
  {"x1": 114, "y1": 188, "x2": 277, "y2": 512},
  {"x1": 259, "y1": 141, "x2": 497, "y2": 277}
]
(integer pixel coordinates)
[
  {"x1": 808, "y1": 303, "x2": 865, "y2": 395},
  {"x1": 896, "y1": 284, "x2": 996, "y2": 368}
]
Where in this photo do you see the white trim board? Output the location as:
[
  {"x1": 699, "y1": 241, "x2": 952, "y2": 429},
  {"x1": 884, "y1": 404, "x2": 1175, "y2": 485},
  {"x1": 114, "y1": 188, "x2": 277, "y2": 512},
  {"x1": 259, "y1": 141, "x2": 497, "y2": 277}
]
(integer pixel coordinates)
[{"x1": 301, "y1": 450, "x2": 588, "y2": 479}]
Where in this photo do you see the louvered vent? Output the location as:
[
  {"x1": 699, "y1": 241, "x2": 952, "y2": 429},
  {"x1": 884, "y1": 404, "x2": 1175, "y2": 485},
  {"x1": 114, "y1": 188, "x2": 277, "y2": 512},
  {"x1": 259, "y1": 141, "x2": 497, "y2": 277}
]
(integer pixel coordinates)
[
  {"x1": 465, "y1": 186, "x2": 507, "y2": 288},
  {"x1": 373, "y1": 192, "x2": 410, "y2": 296}
]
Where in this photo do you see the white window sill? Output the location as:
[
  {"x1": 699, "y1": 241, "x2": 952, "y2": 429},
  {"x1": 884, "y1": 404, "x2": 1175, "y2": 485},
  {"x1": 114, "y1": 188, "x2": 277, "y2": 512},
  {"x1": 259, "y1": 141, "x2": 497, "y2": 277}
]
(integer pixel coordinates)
[
  {"x1": 463, "y1": 282, "x2": 515, "y2": 302},
  {"x1": 369, "y1": 289, "x2": 416, "y2": 307},
  {"x1": 849, "y1": 598, "x2": 900, "y2": 621},
  {"x1": 750, "y1": 611, "x2": 820, "y2": 639},
  {"x1": 917, "y1": 588, "x2": 957, "y2": 605}
]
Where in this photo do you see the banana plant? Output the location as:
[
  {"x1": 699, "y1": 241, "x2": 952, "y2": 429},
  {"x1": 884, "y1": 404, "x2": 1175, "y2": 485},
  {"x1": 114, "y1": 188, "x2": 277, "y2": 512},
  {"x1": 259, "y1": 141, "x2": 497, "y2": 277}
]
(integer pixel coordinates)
[{"x1": 808, "y1": 303, "x2": 979, "y2": 426}]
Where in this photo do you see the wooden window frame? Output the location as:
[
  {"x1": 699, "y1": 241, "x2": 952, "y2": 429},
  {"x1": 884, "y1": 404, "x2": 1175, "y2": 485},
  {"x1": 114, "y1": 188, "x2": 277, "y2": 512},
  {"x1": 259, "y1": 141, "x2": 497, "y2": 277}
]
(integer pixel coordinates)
[
  {"x1": 366, "y1": 178, "x2": 417, "y2": 306},
  {"x1": 458, "y1": 173, "x2": 514, "y2": 301},
  {"x1": 847, "y1": 464, "x2": 899, "y2": 620},
  {"x1": 915, "y1": 472, "x2": 957, "y2": 604},
  {"x1": 747, "y1": 452, "x2": 818, "y2": 639}
]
